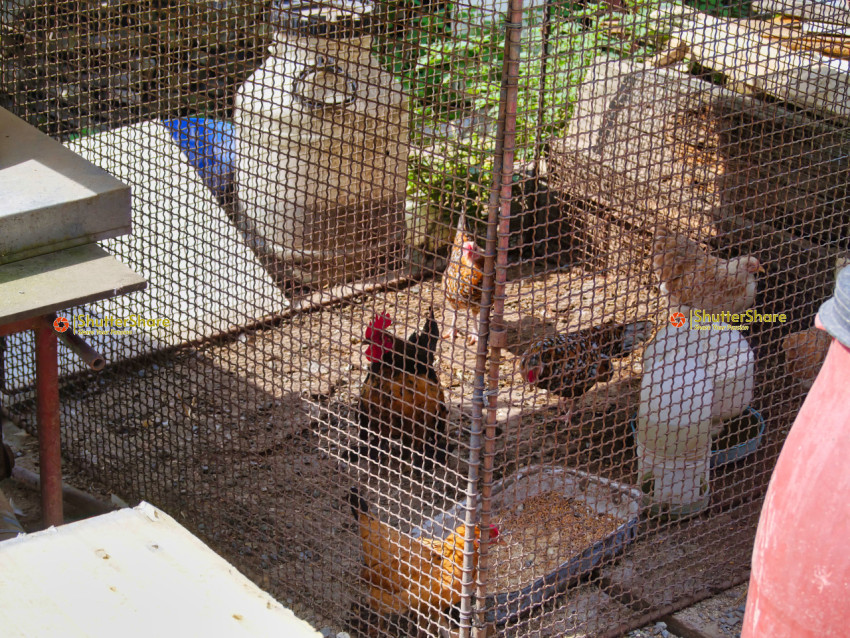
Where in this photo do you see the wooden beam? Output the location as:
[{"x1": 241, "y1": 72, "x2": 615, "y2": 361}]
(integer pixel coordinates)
[
  {"x1": 662, "y1": 614, "x2": 727, "y2": 638},
  {"x1": 752, "y1": 1, "x2": 850, "y2": 28},
  {"x1": 670, "y1": 12, "x2": 850, "y2": 123}
]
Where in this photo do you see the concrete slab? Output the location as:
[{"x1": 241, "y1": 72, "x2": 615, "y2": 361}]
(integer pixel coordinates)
[
  {"x1": 0, "y1": 501, "x2": 322, "y2": 637},
  {"x1": 0, "y1": 107, "x2": 130, "y2": 265},
  {"x1": 3, "y1": 121, "x2": 288, "y2": 391},
  {"x1": 0, "y1": 244, "x2": 146, "y2": 325}
]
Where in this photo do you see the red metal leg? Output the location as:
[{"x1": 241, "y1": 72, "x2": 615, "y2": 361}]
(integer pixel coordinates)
[{"x1": 35, "y1": 319, "x2": 63, "y2": 527}]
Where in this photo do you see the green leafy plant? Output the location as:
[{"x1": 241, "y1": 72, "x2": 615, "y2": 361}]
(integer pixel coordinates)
[
  {"x1": 682, "y1": 0, "x2": 752, "y2": 18},
  {"x1": 377, "y1": 1, "x2": 672, "y2": 231}
]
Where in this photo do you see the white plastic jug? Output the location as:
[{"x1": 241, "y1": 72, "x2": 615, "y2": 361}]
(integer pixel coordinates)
[
  {"x1": 233, "y1": 4, "x2": 408, "y2": 294},
  {"x1": 643, "y1": 321, "x2": 754, "y2": 436}
]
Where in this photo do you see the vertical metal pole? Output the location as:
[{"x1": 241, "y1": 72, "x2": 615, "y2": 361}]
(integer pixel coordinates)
[
  {"x1": 459, "y1": 1, "x2": 523, "y2": 636},
  {"x1": 35, "y1": 319, "x2": 63, "y2": 527},
  {"x1": 534, "y1": 0, "x2": 552, "y2": 167}
]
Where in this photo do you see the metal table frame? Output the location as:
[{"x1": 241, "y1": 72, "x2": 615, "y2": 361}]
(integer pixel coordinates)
[
  {"x1": 0, "y1": 244, "x2": 146, "y2": 527},
  {"x1": 1, "y1": 316, "x2": 64, "y2": 525}
]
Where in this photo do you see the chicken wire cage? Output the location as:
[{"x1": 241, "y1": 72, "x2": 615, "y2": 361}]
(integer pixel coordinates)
[{"x1": 1, "y1": 0, "x2": 849, "y2": 635}]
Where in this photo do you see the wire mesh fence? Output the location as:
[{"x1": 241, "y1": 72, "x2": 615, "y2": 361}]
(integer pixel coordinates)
[{"x1": 1, "y1": 0, "x2": 848, "y2": 635}]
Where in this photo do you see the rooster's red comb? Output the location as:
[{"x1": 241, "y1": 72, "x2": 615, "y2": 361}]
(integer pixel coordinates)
[
  {"x1": 372, "y1": 312, "x2": 392, "y2": 328},
  {"x1": 369, "y1": 312, "x2": 392, "y2": 331},
  {"x1": 365, "y1": 312, "x2": 392, "y2": 342}
]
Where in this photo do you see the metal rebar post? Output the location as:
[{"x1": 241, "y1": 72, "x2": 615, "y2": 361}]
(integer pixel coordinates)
[
  {"x1": 458, "y1": 1, "x2": 524, "y2": 636},
  {"x1": 35, "y1": 317, "x2": 63, "y2": 527}
]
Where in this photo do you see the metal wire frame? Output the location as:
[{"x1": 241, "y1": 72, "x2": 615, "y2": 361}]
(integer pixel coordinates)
[
  {"x1": 1, "y1": 1, "x2": 848, "y2": 637},
  {"x1": 459, "y1": 0, "x2": 523, "y2": 634}
]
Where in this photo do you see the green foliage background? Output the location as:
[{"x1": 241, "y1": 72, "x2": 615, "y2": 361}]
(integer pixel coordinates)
[{"x1": 374, "y1": 1, "x2": 677, "y2": 235}]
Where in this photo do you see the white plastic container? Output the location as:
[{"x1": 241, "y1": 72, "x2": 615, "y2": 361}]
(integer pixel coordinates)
[
  {"x1": 233, "y1": 3, "x2": 408, "y2": 293},
  {"x1": 644, "y1": 321, "x2": 754, "y2": 436},
  {"x1": 688, "y1": 315, "x2": 755, "y2": 433},
  {"x1": 638, "y1": 334, "x2": 714, "y2": 457},
  {"x1": 637, "y1": 319, "x2": 755, "y2": 514},
  {"x1": 637, "y1": 340, "x2": 714, "y2": 516},
  {"x1": 634, "y1": 438, "x2": 711, "y2": 518}
]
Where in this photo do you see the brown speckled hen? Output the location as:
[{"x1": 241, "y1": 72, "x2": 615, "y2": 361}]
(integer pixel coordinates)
[
  {"x1": 442, "y1": 229, "x2": 485, "y2": 345},
  {"x1": 652, "y1": 229, "x2": 763, "y2": 313},
  {"x1": 520, "y1": 321, "x2": 653, "y2": 423},
  {"x1": 353, "y1": 307, "x2": 448, "y2": 470}
]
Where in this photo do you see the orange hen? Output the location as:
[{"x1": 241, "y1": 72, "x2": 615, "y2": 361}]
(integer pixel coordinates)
[
  {"x1": 782, "y1": 327, "x2": 832, "y2": 391},
  {"x1": 349, "y1": 488, "x2": 500, "y2": 625},
  {"x1": 442, "y1": 229, "x2": 485, "y2": 345},
  {"x1": 781, "y1": 256, "x2": 847, "y2": 391},
  {"x1": 652, "y1": 229, "x2": 762, "y2": 313}
]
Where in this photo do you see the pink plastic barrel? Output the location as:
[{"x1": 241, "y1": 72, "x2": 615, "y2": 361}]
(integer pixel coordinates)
[{"x1": 742, "y1": 314, "x2": 850, "y2": 637}]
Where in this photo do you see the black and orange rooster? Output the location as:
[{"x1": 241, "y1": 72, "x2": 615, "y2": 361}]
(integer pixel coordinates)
[
  {"x1": 520, "y1": 321, "x2": 653, "y2": 422},
  {"x1": 442, "y1": 228, "x2": 485, "y2": 345},
  {"x1": 349, "y1": 488, "x2": 499, "y2": 631},
  {"x1": 353, "y1": 307, "x2": 448, "y2": 470}
]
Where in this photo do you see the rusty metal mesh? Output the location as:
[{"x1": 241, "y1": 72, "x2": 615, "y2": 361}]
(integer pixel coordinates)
[{"x1": 1, "y1": 0, "x2": 848, "y2": 635}]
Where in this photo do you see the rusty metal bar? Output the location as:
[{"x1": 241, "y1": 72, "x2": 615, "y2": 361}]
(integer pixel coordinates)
[
  {"x1": 0, "y1": 314, "x2": 105, "y2": 372},
  {"x1": 45, "y1": 314, "x2": 106, "y2": 371},
  {"x1": 0, "y1": 317, "x2": 38, "y2": 338},
  {"x1": 11, "y1": 465, "x2": 115, "y2": 517},
  {"x1": 35, "y1": 317, "x2": 63, "y2": 527},
  {"x1": 458, "y1": 2, "x2": 525, "y2": 636},
  {"x1": 474, "y1": 1, "x2": 524, "y2": 634},
  {"x1": 474, "y1": 0, "x2": 524, "y2": 633},
  {"x1": 1, "y1": 313, "x2": 102, "y2": 527}
]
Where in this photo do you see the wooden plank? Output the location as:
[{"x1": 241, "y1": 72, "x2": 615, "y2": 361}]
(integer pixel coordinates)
[
  {"x1": 0, "y1": 502, "x2": 322, "y2": 637},
  {"x1": 661, "y1": 581, "x2": 750, "y2": 638},
  {"x1": 768, "y1": 37, "x2": 850, "y2": 59},
  {"x1": 761, "y1": 18, "x2": 850, "y2": 37},
  {"x1": 752, "y1": 1, "x2": 850, "y2": 27},
  {"x1": 670, "y1": 12, "x2": 850, "y2": 122},
  {"x1": 662, "y1": 614, "x2": 726, "y2": 638},
  {"x1": 759, "y1": 23, "x2": 850, "y2": 59}
]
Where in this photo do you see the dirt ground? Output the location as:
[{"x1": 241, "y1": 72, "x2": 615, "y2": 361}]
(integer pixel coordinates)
[{"x1": 0, "y1": 256, "x2": 801, "y2": 636}]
